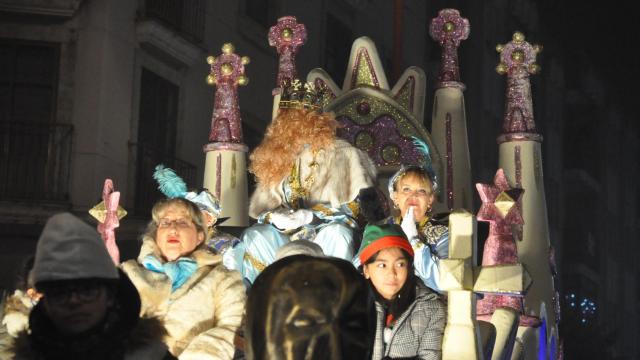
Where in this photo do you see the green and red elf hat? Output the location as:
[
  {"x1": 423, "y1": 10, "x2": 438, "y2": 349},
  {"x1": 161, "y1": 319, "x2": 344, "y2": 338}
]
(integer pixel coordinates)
[{"x1": 357, "y1": 224, "x2": 414, "y2": 265}]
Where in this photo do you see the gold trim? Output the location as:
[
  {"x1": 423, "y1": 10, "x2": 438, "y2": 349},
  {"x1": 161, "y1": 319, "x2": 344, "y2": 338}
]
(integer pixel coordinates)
[
  {"x1": 310, "y1": 204, "x2": 333, "y2": 216},
  {"x1": 287, "y1": 153, "x2": 318, "y2": 209},
  {"x1": 347, "y1": 200, "x2": 360, "y2": 218},
  {"x1": 243, "y1": 251, "x2": 266, "y2": 273}
]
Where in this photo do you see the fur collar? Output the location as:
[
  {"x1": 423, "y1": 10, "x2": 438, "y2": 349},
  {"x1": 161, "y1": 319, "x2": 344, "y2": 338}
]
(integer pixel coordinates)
[{"x1": 2, "y1": 290, "x2": 34, "y2": 337}]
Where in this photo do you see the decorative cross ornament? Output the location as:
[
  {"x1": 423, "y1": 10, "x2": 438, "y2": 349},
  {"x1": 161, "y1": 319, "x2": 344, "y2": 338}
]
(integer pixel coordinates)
[
  {"x1": 429, "y1": 9, "x2": 469, "y2": 89},
  {"x1": 268, "y1": 16, "x2": 307, "y2": 91},
  {"x1": 495, "y1": 32, "x2": 542, "y2": 140},
  {"x1": 89, "y1": 179, "x2": 127, "y2": 264},
  {"x1": 206, "y1": 43, "x2": 250, "y2": 143}
]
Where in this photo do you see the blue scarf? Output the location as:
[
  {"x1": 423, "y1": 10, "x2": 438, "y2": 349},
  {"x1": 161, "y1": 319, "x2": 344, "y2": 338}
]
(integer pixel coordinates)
[{"x1": 142, "y1": 255, "x2": 198, "y2": 292}]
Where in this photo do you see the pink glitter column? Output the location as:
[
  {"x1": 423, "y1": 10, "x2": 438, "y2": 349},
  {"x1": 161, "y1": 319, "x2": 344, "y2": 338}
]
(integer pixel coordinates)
[
  {"x1": 475, "y1": 169, "x2": 540, "y2": 326},
  {"x1": 495, "y1": 32, "x2": 543, "y2": 144},
  {"x1": 206, "y1": 43, "x2": 249, "y2": 143},
  {"x1": 268, "y1": 16, "x2": 307, "y2": 92},
  {"x1": 429, "y1": 9, "x2": 469, "y2": 89}
]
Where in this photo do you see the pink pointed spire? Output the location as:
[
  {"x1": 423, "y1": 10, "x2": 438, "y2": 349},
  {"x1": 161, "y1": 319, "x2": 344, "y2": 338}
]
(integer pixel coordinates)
[
  {"x1": 89, "y1": 179, "x2": 127, "y2": 265},
  {"x1": 268, "y1": 16, "x2": 307, "y2": 91},
  {"x1": 206, "y1": 43, "x2": 250, "y2": 143},
  {"x1": 496, "y1": 32, "x2": 543, "y2": 143},
  {"x1": 475, "y1": 169, "x2": 540, "y2": 326},
  {"x1": 429, "y1": 9, "x2": 469, "y2": 89}
]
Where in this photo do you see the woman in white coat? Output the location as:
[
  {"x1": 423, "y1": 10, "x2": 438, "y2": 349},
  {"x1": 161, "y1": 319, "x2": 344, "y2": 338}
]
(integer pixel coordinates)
[{"x1": 121, "y1": 198, "x2": 245, "y2": 359}]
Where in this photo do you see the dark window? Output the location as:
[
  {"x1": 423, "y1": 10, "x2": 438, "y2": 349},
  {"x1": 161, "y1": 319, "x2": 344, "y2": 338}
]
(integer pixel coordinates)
[
  {"x1": 135, "y1": 68, "x2": 195, "y2": 214},
  {"x1": 324, "y1": 14, "x2": 353, "y2": 83},
  {"x1": 138, "y1": 68, "x2": 178, "y2": 157},
  {"x1": 143, "y1": 0, "x2": 206, "y2": 43},
  {"x1": 0, "y1": 39, "x2": 58, "y2": 124},
  {"x1": 0, "y1": 39, "x2": 71, "y2": 202}
]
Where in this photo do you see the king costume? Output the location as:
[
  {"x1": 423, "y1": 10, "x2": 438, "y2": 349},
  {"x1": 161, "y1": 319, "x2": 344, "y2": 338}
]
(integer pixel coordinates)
[{"x1": 223, "y1": 84, "x2": 377, "y2": 283}]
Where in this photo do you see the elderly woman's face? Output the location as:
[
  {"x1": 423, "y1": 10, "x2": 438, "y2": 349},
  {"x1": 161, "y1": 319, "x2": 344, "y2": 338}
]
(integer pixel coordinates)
[
  {"x1": 155, "y1": 203, "x2": 204, "y2": 261},
  {"x1": 392, "y1": 174, "x2": 434, "y2": 223}
]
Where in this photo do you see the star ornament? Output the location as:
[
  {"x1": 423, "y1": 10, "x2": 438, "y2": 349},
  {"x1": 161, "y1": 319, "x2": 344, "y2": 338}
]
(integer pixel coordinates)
[
  {"x1": 89, "y1": 179, "x2": 127, "y2": 224},
  {"x1": 89, "y1": 200, "x2": 127, "y2": 223},
  {"x1": 476, "y1": 169, "x2": 524, "y2": 225}
]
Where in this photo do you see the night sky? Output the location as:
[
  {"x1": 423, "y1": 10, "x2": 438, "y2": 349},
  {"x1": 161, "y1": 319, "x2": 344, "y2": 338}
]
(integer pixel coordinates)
[{"x1": 555, "y1": 1, "x2": 637, "y2": 114}]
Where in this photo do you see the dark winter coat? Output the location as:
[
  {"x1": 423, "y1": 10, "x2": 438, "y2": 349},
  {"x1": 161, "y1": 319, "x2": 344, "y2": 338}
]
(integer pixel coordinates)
[
  {"x1": 9, "y1": 305, "x2": 175, "y2": 360},
  {"x1": 5, "y1": 213, "x2": 176, "y2": 360}
]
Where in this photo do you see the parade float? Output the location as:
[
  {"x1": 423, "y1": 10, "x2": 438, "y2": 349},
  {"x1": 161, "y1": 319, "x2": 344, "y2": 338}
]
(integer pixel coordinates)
[{"x1": 188, "y1": 8, "x2": 561, "y2": 359}]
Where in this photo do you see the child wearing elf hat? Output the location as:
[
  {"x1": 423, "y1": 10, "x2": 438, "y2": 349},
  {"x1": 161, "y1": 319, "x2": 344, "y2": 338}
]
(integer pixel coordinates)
[{"x1": 356, "y1": 224, "x2": 445, "y2": 360}]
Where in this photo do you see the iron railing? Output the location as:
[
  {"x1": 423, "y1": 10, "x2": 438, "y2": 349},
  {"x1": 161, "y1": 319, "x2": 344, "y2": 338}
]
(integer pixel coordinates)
[
  {"x1": 141, "y1": 0, "x2": 206, "y2": 44},
  {"x1": 0, "y1": 122, "x2": 73, "y2": 201},
  {"x1": 133, "y1": 142, "x2": 197, "y2": 215}
]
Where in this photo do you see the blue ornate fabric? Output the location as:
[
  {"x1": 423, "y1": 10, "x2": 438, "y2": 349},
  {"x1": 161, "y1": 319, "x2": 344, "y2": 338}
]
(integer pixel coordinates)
[
  {"x1": 142, "y1": 255, "x2": 198, "y2": 292},
  {"x1": 223, "y1": 170, "x2": 360, "y2": 284}
]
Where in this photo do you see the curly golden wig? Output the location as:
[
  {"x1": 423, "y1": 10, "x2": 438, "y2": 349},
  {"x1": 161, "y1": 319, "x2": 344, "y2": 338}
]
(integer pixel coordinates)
[{"x1": 249, "y1": 108, "x2": 337, "y2": 187}]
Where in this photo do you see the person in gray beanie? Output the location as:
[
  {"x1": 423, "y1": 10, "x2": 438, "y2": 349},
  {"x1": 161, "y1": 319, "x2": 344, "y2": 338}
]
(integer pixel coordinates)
[{"x1": 5, "y1": 212, "x2": 176, "y2": 360}]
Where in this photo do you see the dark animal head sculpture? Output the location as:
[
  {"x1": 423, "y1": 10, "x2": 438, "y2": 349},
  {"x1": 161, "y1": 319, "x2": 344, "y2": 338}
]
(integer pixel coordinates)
[{"x1": 245, "y1": 255, "x2": 374, "y2": 360}]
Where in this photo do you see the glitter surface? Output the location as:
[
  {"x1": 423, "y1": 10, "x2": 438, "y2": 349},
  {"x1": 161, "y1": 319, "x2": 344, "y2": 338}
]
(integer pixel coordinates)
[
  {"x1": 351, "y1": 48, "x2": 379, "y2": 89},
  {"x1": 332, "y1": 91, "x2": 436, "y2": 167},
  {"x1": 476, "y1": 169, "x2": 524, "y2": 233},
  {"x1": 497, "y1": 33, "x2": 541, "y2": 137},
  {"x1": 203, "y1": 143, "x2": 248, "y2": 152},
  {"x1": 553, "y1": 290, "x2": 561, "y2": 323},
  {"x1": 268, "y1": 16, "x2": 307, "y2": 87},
  {"x1": 549, "y1": 246, "x2": 557, "y2": 276},
  {"x1": 381, "y1": 144, "x2": 400, "y2": 163},
  {"x1": 332, "y1": 93, "x2": 425, "y2": 138},
  {"x1": 314, "y1": 78, "x2": 337, "y2": 109},
  {"x1": 393, "y1": 76, "x2": 415, "y2": 113},
  {"x1": 215, "y1": 153, "x2": 221, "y2": 200},
  {"x1": 338, "y1": 114, "x2": 423, "y2": 166},
  {"x1": 475, "y1": 169, "x2": 540, "y2": 326},
  {"x1": 231, "y1": 153, "x2": 237, "y2": 189},
  {"x1": 446, "y1": 113, "x2": 453, "y2": 210},
  {"x1": 354, "y1": 130, "x2": 373, "y2": 150},
  {"x1": 429, "y1": 9, "x2": 469, "y2": 88},
  {"x1": 515, "y1": 145, "x2": 522, "y2": 187},
  {"x1": 207, "y1": 46, "x2": 248, "y2": 143},
  {"x1": 356, "y1": 101, "x2": 371, "y2": 115}
]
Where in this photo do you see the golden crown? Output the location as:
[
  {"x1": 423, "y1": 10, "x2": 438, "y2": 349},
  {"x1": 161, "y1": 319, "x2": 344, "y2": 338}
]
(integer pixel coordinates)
[{"x1": 278, "y1": 79, "x2": 326, "y2": 110}]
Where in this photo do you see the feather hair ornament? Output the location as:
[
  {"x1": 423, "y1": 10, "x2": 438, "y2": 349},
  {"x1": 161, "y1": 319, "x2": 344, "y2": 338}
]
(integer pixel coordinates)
[
  {"x1": 153, "y1": 164, "x2": 188, "y2": 198},
  {"x1": 411, "y1": 136, "x2": 437, "y2": 184},
  {"x1": 387, "y1": 136, "x2": 439, "y2": 196}
]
